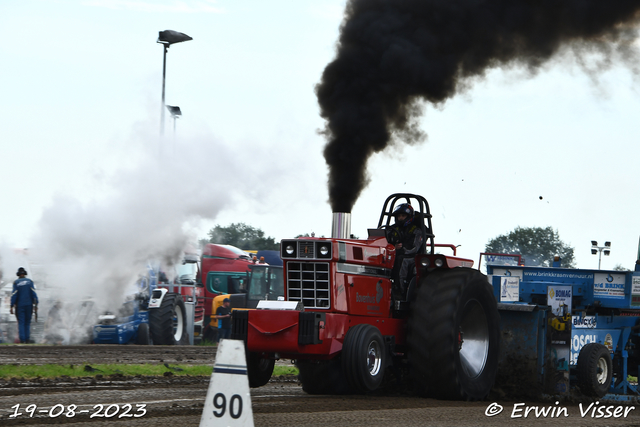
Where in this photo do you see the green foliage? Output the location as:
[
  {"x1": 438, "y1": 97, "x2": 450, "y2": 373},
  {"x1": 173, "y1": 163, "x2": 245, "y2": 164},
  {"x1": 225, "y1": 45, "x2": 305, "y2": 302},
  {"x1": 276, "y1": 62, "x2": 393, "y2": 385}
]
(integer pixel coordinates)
[
  {"x1": 485, "y1": 226, "x2": 575, "y2": 268},
  {"x1": 274, "y1": 366, "x2": 299, "y2": 376},
  {"x1": 295, "y1": 233, "x2": 326, "y2": 238},
  {"x1": 206, "y1": 223, "x2": 279, "y2": 251},
  {"x1": 613, "y1": 264, "x2": 630, "y2": 271}
]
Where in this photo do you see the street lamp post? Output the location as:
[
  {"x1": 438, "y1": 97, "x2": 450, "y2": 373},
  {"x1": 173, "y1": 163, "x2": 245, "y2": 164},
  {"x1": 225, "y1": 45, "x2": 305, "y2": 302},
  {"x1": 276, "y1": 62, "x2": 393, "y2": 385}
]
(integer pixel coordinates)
[
  {"x1": 157, "y1": 30, "x2": 192, "y2": 138},
  {"x1": 591, "y1": 240, "x2": 611, "y2": 270},
  {"x1": 166, "y1": 105, "x2": 182, "y2": 154},
  {"x1": 166, "y1": 105, "x2": 182, "y2": 135}
]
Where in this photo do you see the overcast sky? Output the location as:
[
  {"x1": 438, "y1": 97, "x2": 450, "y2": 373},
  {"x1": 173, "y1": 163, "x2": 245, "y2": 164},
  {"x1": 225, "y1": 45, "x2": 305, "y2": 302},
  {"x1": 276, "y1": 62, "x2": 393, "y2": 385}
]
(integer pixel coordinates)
[{"x1": 2, "y1": 0, "x2": 639, "y2": 278}]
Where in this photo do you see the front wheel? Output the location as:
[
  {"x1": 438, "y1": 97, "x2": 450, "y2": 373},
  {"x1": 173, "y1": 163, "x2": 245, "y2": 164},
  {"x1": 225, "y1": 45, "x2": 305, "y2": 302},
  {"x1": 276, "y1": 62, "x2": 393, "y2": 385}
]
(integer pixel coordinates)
[
  {"x1": 135, "y1": 322, "x2": 151, "y2": 345},
  {"x1": 297, "y1": 359, "x2": 351, "y2": 395},
  {"x1": 247, "y1": 352, "x2": 274, "y2": 388},
  {"x1": 407, "y1": 268, "x2": 500, "y2": 400},
  {"x1": 342, "y1": 324, "x2": 386, "y2": 393}
]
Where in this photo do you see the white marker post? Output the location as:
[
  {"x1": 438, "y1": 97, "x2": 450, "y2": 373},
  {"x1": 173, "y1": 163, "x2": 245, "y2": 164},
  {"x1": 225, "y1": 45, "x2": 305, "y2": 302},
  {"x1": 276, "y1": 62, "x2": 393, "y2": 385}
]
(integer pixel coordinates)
[{"x1": 200, "y1": 339, "x2": 254, "y2": 427}]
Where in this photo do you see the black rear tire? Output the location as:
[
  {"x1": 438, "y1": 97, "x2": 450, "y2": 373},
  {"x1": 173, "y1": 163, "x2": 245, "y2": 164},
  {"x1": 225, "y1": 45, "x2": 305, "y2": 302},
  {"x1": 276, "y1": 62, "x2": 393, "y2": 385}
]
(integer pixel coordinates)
[
  {"x1": 342, "y1": 324, "x2": 386, "y2": 393},
  {"x1": 407, "y1": 267, "x2": 500, "y2": 400},
  {"x1": 577, "y1": 343, "x2": 612, "y2": 397},
  {"x1": 149, "y1": 293, "x2": 188, "y2": 345},
  {"x1": 297, "y1": 359, "x2": 351, "y2": 395},
  {"x1": 247, "y1": 352, "x2": 275, "y2": 388}
]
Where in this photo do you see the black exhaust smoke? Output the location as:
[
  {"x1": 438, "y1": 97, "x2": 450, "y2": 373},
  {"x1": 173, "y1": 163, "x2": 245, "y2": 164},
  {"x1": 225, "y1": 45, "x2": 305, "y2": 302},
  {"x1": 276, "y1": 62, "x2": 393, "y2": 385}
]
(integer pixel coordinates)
[{"x1": 317, "y1": 0, "x2": 640, "y2": 212}]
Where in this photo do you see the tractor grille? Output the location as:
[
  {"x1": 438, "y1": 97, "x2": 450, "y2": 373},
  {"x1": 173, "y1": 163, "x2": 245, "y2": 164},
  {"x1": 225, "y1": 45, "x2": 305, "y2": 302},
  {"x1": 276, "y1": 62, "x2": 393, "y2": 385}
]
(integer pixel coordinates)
[
  {"x1": 287, "y1": 262, "x2": 330, "y2": 309},
  {"x1": 194, "y1": 302, "x2": 205, "y2": 322},
  {"x1": 299, "y1": 241, "x2": 315, "y2": 258},
  {"x1": 231, "y1": 310, "x2": 248, "y2": 341}
]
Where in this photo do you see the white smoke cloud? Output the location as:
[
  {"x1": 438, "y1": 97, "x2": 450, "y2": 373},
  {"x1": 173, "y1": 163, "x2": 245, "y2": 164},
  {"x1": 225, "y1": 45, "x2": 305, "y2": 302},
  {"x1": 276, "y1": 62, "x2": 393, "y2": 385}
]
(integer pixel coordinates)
[{"x1": 5, "y1": 126, "x2": 283, "y2": 342}]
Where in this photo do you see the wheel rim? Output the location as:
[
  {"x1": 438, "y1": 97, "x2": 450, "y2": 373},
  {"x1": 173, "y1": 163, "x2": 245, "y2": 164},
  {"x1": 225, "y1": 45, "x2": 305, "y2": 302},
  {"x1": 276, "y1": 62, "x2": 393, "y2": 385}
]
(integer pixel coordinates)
[
  {"x1": 597, "y1": 356, "x2": 609, "y2": 384},
  {"x1": 367, "y1": 339, "x2": 382, "y2": 377},
  {"x1": 173, "y1": 304, "x2": 184, "y2": 342},
  {"x1": 459, "y1": 299, "x2": 489, "y2": 379}
]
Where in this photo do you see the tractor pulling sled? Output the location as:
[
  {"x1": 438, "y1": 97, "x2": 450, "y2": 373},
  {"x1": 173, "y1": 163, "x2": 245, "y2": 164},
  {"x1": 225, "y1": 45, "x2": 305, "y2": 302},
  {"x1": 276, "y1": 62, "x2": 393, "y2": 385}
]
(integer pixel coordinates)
[
  {"x1": 486, "y1": 257, "x2": 640, "y2": 400},
  {"x1": 232, "y1": 193, "x2": 640, "y2": 401}
]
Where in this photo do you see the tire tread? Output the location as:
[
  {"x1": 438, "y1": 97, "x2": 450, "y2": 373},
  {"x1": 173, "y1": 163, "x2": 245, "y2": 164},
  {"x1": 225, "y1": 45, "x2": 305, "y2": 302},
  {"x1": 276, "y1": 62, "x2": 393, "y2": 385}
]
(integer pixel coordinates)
[{"x1": 407, "y1": 268, "x2": 499, "y2": 400}]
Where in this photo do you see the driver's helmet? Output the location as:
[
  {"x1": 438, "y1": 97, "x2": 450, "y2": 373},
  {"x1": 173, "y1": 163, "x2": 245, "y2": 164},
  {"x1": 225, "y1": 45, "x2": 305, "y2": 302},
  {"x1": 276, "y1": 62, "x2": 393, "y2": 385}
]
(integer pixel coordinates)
[{"x1": 392, "y1": 203, "x2": 414, "y2": 227}]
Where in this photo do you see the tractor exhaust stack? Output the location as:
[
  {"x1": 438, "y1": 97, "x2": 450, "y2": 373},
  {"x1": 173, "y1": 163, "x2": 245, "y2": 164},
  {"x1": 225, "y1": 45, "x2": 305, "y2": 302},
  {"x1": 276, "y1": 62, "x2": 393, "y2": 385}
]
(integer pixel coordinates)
[{"x1": 331, "y1": 212, "x2": 351, "y2": 239}]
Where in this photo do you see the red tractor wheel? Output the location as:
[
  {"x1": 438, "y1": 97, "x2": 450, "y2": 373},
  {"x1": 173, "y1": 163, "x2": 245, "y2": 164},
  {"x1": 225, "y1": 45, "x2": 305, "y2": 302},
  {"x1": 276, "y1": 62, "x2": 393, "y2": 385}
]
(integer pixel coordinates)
[
  {"x1": 247, "y1": 352, "x2": 274, "y2": 388},
  {"x1": 297, "y1": 358, "x2": 350, "y2": 395},
  {"x1": 342, "y1": 323, "x2": 387, "y2": 393}
]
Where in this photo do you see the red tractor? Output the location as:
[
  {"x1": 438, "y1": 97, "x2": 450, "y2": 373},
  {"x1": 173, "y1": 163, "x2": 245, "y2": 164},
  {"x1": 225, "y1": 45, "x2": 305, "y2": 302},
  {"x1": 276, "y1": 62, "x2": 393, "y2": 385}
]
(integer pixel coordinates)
[{"x1": 232, "y1": 193, "x2": 500, "y2": 399}]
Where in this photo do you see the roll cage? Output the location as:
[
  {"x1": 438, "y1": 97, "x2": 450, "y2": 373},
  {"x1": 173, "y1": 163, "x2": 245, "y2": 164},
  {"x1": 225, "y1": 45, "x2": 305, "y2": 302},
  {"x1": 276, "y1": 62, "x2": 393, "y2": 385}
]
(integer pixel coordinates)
[{"x1": 376, "y1": 193, "x2": 435, "y2": 255}]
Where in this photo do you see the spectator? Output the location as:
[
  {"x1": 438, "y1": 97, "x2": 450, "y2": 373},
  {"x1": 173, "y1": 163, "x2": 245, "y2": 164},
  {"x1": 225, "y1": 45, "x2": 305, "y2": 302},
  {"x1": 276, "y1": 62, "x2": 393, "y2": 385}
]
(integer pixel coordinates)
[
  {"x1": 214, "y1": 298, "x2": 232, "y2": 342},
  {"x1": 10, "y1": 267, "x2": 38, "y2": 344}
]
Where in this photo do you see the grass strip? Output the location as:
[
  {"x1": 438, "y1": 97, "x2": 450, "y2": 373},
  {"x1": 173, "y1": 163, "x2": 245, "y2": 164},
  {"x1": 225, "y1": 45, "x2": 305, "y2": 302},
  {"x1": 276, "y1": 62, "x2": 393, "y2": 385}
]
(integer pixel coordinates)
[{"x1": 0, "y1": 364, "x2": 298, "y2": 379}]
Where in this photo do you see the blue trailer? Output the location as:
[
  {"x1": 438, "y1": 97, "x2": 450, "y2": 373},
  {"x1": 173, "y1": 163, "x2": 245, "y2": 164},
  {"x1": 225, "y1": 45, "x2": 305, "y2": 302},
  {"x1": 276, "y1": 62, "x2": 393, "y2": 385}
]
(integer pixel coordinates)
[{"x1": 487, "y1": 259, "x2": 640, "y2": 399}]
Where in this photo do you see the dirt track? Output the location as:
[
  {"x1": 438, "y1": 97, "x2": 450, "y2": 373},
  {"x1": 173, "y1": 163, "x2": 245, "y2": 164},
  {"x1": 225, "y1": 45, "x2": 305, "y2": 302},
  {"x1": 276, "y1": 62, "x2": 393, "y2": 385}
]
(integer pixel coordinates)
[
  {"x1": 2, "y1": 345, "x2": 640, "y2": 426},
  {"x1": 0, "y1": 345, "x2": 217, "y2": 366}
]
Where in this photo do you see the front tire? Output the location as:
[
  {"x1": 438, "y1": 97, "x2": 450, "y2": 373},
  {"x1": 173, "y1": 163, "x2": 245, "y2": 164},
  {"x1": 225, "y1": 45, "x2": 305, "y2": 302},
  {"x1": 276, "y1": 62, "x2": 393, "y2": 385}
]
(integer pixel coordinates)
[
  {"x1": 577, "y1": 343, "x2": 612, "y2": 397},
  {"x1": 342, "y1": 324, "x2": 386, "y2": 393},
  {"x1": 149, "y1": 293, "x2": 188, "y2": 345},
  {"x1": 247, "y1": 352, "x2": 275, "y2": 388},
  {"x1": 136, "y1": 322, "x2": 151, "y2": 345},
  {"x1": 407, "y1": 268, "x2": 500, "y2": 400},
  {"x1": 297, "y1": 358, "x2": 351, "y2": 395}
]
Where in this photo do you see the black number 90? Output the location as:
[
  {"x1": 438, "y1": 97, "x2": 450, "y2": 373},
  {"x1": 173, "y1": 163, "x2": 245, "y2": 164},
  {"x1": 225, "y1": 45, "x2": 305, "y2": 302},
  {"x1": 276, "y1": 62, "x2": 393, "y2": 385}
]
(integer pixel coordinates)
[{"x1": 213, "y1": 393, "x2": 243, "y2": 419}]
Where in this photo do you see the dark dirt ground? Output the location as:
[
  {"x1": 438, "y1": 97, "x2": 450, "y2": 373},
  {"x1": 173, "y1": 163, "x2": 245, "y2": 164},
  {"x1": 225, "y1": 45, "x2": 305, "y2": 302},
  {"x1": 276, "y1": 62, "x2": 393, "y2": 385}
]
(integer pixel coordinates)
[
  {"x1": 0, "y1": 344, "x2": 217, "y2": 366},
  {"x1": 2, "y1": 345, "x2": 640, "y2": 426}
]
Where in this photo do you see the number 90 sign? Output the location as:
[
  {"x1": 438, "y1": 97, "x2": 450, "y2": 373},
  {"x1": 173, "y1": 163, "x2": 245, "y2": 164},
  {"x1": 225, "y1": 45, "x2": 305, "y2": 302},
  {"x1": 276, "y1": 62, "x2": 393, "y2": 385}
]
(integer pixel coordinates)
[{"x1": 213, "y1": 393, "x2": 243, "y2": 419}]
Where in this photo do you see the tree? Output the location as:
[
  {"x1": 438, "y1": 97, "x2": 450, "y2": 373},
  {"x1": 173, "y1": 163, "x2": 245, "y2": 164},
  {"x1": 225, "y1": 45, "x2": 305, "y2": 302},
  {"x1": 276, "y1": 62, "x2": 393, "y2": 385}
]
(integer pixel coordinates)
[
  {"x1": 295, "y1": 233, "x2": 326, "y2": 238},
  {"x1": 205, "y1": 223, "x2": 279, "y2": 251},
  {"x1": 485, "y1": 226, "x2": 575, "y2": 268},
  {"x1": 613, "y1": 264, "x2": 630, "y2": 272}
]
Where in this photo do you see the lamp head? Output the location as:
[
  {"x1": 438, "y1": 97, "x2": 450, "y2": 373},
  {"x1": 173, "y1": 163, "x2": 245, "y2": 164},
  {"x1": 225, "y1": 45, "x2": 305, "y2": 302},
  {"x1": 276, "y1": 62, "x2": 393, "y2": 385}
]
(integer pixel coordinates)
[
  {"x1": 166, "y1": 105, "x2": 182, "y2": 117},
  {"x1": 158, "y1": 30, "x2": 192, "y2": 46}
]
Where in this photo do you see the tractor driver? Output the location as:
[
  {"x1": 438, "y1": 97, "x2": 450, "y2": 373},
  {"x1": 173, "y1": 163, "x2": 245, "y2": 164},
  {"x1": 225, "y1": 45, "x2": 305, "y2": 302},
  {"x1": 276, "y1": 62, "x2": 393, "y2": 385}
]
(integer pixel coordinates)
[{"x1": 387, "y1": 203, "x2": 424, "y2": 299}]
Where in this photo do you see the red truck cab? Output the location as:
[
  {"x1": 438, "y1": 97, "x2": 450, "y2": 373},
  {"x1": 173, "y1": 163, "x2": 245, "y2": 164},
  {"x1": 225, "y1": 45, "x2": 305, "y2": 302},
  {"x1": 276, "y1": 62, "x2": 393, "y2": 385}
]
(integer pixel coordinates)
[{"x1": 200, "y1": 244, "x2": 254, "y2": 340}]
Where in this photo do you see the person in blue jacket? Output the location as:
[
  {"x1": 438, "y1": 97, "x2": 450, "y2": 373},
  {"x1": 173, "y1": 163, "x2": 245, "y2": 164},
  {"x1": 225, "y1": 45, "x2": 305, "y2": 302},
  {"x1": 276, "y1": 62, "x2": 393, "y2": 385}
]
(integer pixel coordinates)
[{"x1": 10, "y1": 267, "x2": 39, "y2": 344}]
